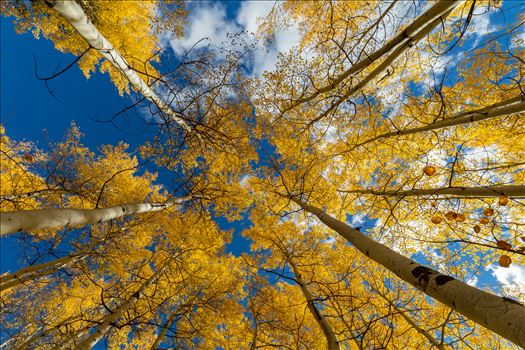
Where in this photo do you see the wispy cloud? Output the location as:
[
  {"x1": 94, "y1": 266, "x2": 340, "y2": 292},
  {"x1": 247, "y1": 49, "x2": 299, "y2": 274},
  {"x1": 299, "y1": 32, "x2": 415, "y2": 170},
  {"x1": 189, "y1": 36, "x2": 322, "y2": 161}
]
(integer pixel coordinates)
[{"x1": 165, "y1": 1, "x2": 300, "y2": 78}]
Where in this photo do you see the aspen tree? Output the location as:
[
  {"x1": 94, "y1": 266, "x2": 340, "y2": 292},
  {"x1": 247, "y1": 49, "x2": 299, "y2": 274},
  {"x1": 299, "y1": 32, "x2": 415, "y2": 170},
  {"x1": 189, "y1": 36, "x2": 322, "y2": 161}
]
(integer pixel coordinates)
[
  {"x1": 76, "y1": 258, "x2": 170, "y2": 350},
  {"x1": 339, "y1": 185, "x2": 525, "y2": 198},
  {"x1": 348, "y1": 97, "x2": 525, "y2": 151},
  {"x1": 290, "y1": 195, "x2": 525, "y2": 347},
  {"x1": 0, "y1": 197, "x2": 189, "y2": 236},
  {"x1": 46, "y1": 0, "x2": 192, "y2": 132}
]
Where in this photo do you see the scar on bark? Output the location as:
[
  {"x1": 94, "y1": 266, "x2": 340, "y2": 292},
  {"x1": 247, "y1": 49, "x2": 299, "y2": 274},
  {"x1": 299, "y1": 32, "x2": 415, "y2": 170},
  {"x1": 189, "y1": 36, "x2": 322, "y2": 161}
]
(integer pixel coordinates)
[
  {"x1": 435, "y1": 275, "x2": 454, "y2": 286},
  {"x1": 502, "y1": 297, "x2": 524, "y2": 306},
  {"x1": 411, "y1": 266, "x2": 435, "y2": 290},
  {"x1": 412, "y1": 266, "x2": 456, "y2": 289}
]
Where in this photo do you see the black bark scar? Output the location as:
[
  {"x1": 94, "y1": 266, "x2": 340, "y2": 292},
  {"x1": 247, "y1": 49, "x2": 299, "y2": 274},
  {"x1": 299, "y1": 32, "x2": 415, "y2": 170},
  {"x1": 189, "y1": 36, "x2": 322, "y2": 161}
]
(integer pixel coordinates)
[
  {"x1": 502, "y1": 297, "x2": 524, "y2": 306},
  {"x1": 411, "y1": 266, "x2": 435, "y2": 290},
  {"x1": 435, "y1": 275, "x2": 454, "y2": 286}
]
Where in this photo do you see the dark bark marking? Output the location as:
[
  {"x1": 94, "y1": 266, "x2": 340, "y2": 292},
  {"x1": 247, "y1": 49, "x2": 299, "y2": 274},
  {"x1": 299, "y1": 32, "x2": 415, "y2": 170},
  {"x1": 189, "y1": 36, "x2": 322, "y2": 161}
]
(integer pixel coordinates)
[
  {"x1": 435, "y1": 275, "x2": 454, "y2": 286},
  {"x1": 502, "y1": 296, "x2": 523, "y2": 306},
  {"x1": 411, "y1": 266, "x2": 435, "y2": 290}
]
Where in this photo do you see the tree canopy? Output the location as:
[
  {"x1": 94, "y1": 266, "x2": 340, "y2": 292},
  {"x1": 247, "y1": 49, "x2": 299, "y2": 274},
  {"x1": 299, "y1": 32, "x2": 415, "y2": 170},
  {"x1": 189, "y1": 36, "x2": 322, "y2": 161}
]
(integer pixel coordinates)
[{"x1": 1, "y1": 0, "x2": 524, "y2": 349}]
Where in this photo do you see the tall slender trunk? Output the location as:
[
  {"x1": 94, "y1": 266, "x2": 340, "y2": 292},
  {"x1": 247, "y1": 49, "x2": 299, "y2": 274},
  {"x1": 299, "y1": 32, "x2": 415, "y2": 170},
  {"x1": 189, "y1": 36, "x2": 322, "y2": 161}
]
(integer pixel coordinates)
[
  {"x1": 1, "y1": 224, "x2": 130, "y2": 291},
  {"x1": 290, "y1": 195, "x2": 525, "y2": 347},
  {"x1": 284, "y1": 254, "x2": 341, "y2": 350},
  {"x1": 339, "y1": 185, "x2": 525, "y2": 198},
  {"x1": 371, "y1": 287, "x2": 444, "y2": 349},
  {"x1": 0, "y1": 197, "x2": 188, "y2": 236},
  {"x1": 0, "y1": 254, "x2": 84, "y2": 292},
  {"x1": 12, "y1": 315, "x2": 83, "y2": 350},
  {"x1": 350, "y1": 97, "x2": 525, "y2": 150},
  {"x1": 48, "y1": 0, "x2": 192, "y2": 133},
  {"x1": 250, "y1": 317, "x2": 258, "y2": 350},
  {"x1": 77, "y1": 263, "x2": 168, "y2": 350},
  {"x1": 310, "y1": 2, "x2": 460, "y2": 124},
  {"x1": 0, "y1": 188, "x2": 69, "y2": 201},
  {"x1": 287, "y1": 0, "x2": 459, "y2": 111},
  {"x1": 149, "y1": 312, "x2": 178, "y2": 350},
  {"x1": 51, "y1": 327, "x2": 90, "y2": 350}
]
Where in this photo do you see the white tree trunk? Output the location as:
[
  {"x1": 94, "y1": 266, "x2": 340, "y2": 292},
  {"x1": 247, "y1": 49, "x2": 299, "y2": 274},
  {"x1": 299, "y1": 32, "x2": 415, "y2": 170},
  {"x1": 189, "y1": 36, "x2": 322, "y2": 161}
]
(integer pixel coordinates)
[
  {"x1": 0, "y1": 197, "x2": 188, "y2": 236},
  {"x1": 0, "y1": 188, "x2": 69, "y2": 201},
  {"x1": 285, "y1": 254, "x2": 340, "y2": 350},
  {"x1": 77, "y1": 264, "x2": 168, "y2": 350},
  {"x1": 351, "y1": 97, "x2": 525, "y2": 149},
  {"x1": 0, "y1": 254, "x2": 83, "y2": 292},
  {"x1": 339, "y1": 185, "x2": 525, "y2": 198},
  {"x1": 149, "y1": 312, "x2": 177, "y2": 350},
  {"x1": 372, "y1": 287, "x2": 444, "y2": 349},
  {"x1": 288, "y1": 0, "x2": 459, "y2": 109},
  {"x1": 290, "y1": 196, "x2": 525, "y2": 347},
  {"x1": 311, "y1": 2, "x2": 459, "y2": 123},
  {"x1": 49, "y1": 0, "x2": 192, "y2": 133}
]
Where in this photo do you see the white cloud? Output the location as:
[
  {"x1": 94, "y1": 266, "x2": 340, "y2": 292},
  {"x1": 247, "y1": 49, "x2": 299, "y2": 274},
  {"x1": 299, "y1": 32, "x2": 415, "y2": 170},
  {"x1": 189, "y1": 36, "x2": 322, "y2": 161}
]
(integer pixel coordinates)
[
  {"x1": 166, "y1": 1, "x2": 301, "y2": 78},
  {"x1": 466, "y1": 275, "x2": 478, "y2": 287},
  {"x1": 490, "y1": 263, "x2": 525, "y2": 286},
  {"x1": 323, "y1": 236, "x2": 336, "y2": 246},
  {"x1": 349, "y1": 213, "x2": 365, "y2": 227},
  {"x1": 466, "y1": 7, "x2": 499, "y2": 46},
  {"x1": 488, "y1": 263, "x2": 525, "y2": 302},
  {"x1": 170, "y1": 2, "x2": 241, "y2": 56},
  {"x1": 236, "y1": 1, "x2": 275, "y2": 35}
]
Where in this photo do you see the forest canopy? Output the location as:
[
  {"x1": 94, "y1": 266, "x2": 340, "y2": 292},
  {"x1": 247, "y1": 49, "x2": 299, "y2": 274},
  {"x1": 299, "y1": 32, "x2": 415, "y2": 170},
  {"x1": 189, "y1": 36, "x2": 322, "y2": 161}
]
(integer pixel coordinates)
[{"x1": 1, "y1": 0, "x2": 524, "y2": 349}]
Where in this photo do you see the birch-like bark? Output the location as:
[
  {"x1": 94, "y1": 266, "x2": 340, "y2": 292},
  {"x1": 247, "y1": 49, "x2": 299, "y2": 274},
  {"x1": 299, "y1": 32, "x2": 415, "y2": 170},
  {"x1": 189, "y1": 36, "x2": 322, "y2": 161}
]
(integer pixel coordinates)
[
  {"x1": 51, "y1": 327, "x2": 90, "y2": 350},
  {"x1": 339, "y1": 185, "x2": 525, "y2": 198},
  {"x1": 0, "y1": 197, "x2": 188, "y2": 236},
  {"x1": 0, "y1": 254, "x2": 84, "y2": 292},
  {"x1": 284, "y1": 254, "x2": 340, "y2": 350},
  {"x1": 287, "y1": 0, "x2": 459, "y2": 110},
  {"x1": 250, "y1": 318, "x2": 258, "y2": 350},
  {"x1": 12, "y1": 315, "x2": 83, "y2": 350},
  {"x1": 290, "y1": 195, "x2": 525, "y2": 347},
  {"x1": 350, "y1": 97, "x2": 525, "y2": 150},
  {"x1": 48, "y1": 0, "x2": 192, "y2": 133},
  {"x1": 309, "y1": 2, "x2": 460, "y2": 124},
  {"x1": 0, "y1": 188, "x2": 69, "y2": 201},
  {"x1": 372, "y1": 288, "x2": 444, "y2": 349},
  {"x1": 77, "y1": 264, "x2": 168, "y2": 350},
  {"x1": 149, "y1": 312, "x2": 178, "y2": 350}
]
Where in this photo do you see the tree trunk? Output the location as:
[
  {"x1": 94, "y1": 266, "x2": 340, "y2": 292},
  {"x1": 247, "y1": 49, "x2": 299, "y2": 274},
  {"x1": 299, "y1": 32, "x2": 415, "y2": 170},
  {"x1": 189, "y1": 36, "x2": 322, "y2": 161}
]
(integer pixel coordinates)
[
  {"x1": 48, "y1": 0, "x2": 192, "y2": 133},
  {"x1": 311, "y1": 2, "x2": 459, "y2": 124},
  {"x1": 339, "y1": 185, "x2": 525, "y2": 198},
  {"x1": 0, "y1": 197, "x2": 188, "y2": 236},
  {"x1": 287, "y1": 0, "x2": 458, "y2": 111},
  {"x1": 0, "y1": 188, "x2": 69, "y2": 201},
  {"x1": 149, "y1": 312, "x2": 178, "y2": 350},
  {"x1": 351, "y1": 97, "x2": 525, "y2": 150},
  {"x1": 77, "y1": 264, "x2": 168, "y2": 350},
  {"x1": 52, "y1": 327, "x2": 90, "y2": 350},
  {"x1": 0, "y1": 254, "x2": 83, "y2": 292},
  {"x1": 284, "y1": 253, "x2": 340, "y2": 350},
  {"x1": 290, "y1": 195, "x2": 525, "y2": 347},
  {"x1": 372, "y1": 287, "x2": 444, "y2": 349},
  {"x1": 13, "y1": 315, "x2": 83, "y2": 350}
]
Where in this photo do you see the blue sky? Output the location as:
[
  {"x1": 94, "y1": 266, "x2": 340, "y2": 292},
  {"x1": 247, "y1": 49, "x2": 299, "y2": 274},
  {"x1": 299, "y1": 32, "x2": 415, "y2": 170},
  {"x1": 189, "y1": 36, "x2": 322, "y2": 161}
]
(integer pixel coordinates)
[
  {"x1": 0, "y1": 1, "x2": 268, "y2": 278},
  {"x1": 1, "y1": 1, "x2": 525, "y2": 347},
  {"x1": 2, "y1": 0, "x2": 524, "y2": 301}
]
